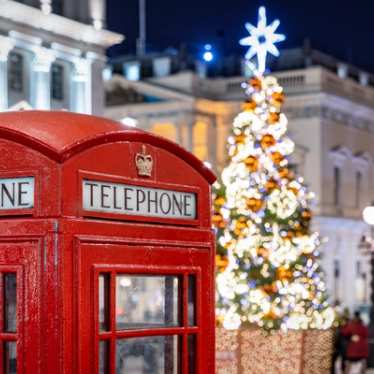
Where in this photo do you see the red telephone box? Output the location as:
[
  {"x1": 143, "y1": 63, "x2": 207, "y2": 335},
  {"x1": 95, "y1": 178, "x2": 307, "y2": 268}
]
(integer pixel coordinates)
[{"x1": 0, "y1": 111, "x2": 216, "y2": 374}]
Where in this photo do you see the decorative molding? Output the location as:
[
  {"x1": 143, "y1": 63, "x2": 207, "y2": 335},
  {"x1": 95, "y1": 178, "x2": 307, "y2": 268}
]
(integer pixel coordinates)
[
  {"x1": 285, "y1": 104, "x2": 374, "y2": 133},
  {"x1": 329, "y1": 145, "x2": 352, "y2": 167},
  {"x1": 353, "y1": 151, "x2": 372, "y2": 172}
]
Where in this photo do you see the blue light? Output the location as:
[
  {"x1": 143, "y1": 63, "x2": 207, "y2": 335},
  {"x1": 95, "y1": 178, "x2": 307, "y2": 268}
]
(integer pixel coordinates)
[
  {"x1": 202, "y1": 44, "x2": 214, "y2": 62},
  {"x1": 203, "y1": 51, "x2": 214, "y2": 62}
]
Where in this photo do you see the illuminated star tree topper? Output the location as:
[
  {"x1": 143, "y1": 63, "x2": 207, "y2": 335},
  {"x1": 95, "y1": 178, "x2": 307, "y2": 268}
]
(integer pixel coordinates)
[{"x1": 239, "y1": 6, "x2": 286, "y2": 74}]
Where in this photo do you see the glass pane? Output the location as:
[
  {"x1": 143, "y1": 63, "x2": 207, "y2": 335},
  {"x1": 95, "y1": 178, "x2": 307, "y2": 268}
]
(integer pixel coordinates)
[
  {"x1": 188, "y1": 335, "x2": 196, "y2": 374},
  {"x1": 4, "y1": 341, "x2": 17, "y2": 374},
  {"x1": 99, "y1": 274, "x2": 110, "y2": 331},
  {"x1": 116, "y1": 275, "x2": 179, "y2": 329},
  {"x1": 99, "y1": 341, "x2": 108, "y2": 374},
  {"x1": 187, "y1": 276, "x2": 196, "y2": 326},
  {"x1": 116, "y1": 335, "x2": 179, "y2": 374},
  {"x1": 4, "y1": 274, "x2": 17, "y2": 332}
]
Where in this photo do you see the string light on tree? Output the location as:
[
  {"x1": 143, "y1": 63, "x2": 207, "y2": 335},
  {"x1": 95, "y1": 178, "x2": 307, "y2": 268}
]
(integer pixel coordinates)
[{"x1": 214, "y1": 7, "x2": 334, "y2": 331}]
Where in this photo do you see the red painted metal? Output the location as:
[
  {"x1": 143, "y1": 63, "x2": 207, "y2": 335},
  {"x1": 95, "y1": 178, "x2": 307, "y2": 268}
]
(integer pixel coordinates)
[{"x1": 0, "y1": 111, "x2": 216, "y2": 374}]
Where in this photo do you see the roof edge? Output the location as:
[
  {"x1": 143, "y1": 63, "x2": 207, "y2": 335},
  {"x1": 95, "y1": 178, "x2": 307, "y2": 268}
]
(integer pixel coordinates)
[{"x1": 0, "y1": 127, "x2": 216, "y2": 185}]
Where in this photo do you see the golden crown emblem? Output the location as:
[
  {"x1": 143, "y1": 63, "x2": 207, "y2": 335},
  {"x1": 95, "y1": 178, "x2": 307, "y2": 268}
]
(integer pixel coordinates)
[{"x1": 135, "y1": 145, "x2": 153, "y2": 177}]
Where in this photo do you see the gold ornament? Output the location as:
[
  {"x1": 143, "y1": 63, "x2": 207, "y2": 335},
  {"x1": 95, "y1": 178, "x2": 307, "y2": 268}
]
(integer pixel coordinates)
[
  {"x1": 214, "y1": 196, "x2": 226, "y2": 207},
  {"x1": 246, "y1": 198, "x2": 263, "y2": 212},
  {"x1": 212, "y1": 213, "x2": 225, "y2": 228},
  {"x1": 260, "y1": 134, "x2": 276, "y2": 149},
  {"x1": 244, "y1": 155, "x2": 259, "y2": 172},
  {"x1": 276, "y1": 267, "x2": 293, "y2": 281},
  {"x1": 216, "y1": 254, "x2": 229, "y2": 272}
]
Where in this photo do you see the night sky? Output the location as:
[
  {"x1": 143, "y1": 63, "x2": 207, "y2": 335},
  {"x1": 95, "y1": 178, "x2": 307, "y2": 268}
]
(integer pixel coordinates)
[{"x1": 107, "y1": 0, "x2": 374, "y2": 72}]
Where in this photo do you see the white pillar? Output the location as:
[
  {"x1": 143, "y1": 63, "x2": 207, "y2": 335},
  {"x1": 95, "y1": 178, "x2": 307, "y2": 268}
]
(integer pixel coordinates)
[
  {"x1": 31, "y1": 48, "x2": 55, "y2": 110},
  {"x1": 71, "y1": 59, "x2": 90, "y2": 114},
  {"x1": 39, "y1": 0, "x2": 52, "y2": 14},
  {"x1": 0, "y1": 36, "x2": 14, "y2": 111}
]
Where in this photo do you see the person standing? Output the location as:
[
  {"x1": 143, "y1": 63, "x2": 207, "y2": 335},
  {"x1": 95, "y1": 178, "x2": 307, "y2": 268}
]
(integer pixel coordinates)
[{"x1": 341, "y1": 311, "x2": 369, "y2": 374}]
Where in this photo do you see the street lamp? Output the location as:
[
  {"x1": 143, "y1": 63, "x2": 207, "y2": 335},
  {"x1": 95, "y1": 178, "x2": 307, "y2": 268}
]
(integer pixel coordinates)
[{"x1": 360, "y1": 203, "x2": 374, "y2": 367}]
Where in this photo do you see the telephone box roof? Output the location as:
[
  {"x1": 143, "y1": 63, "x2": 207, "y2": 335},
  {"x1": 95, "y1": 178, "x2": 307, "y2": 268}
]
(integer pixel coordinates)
[{"x1": 0, "y1": 111, "x2": 215, "y2": 184}]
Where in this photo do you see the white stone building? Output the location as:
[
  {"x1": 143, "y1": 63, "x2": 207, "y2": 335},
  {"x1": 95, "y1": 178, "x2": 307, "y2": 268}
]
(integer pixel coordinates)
[
  {"x1": 105, "y1": 49, "x2": 374, "y2": 315},
  {"x1": 0, "y1": 0, "x2": 123, "y2": 114}
]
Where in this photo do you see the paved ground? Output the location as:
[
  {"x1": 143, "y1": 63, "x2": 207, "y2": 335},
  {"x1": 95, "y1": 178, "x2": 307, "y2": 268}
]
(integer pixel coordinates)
[{"x1": 367, "y1": 370, "x2": 374, "y2": 373}]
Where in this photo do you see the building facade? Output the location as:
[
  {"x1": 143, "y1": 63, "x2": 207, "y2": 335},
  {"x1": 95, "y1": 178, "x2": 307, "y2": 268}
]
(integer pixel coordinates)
[
  {"x1": 105, "y1": 50, "x2": 374, "y2": 314},
  {"x1": 0, "y1": 0, "x2": 123, "y2": 114}
]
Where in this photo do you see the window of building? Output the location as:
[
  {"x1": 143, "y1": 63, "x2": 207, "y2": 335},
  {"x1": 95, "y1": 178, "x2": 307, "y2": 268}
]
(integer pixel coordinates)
[
  {"x1": 52, "y1": 0, "x2": 63, "y2": 15},
  {"x1": 51, "y1": 63, "x2": 64, "y2": 101},
  {"x1": 355, "y1": 170, "x2": 362, "y2": 208},
  {"x1": 8, "y1": 52, "x2": 24, "y2": 93},
  {"x1": 193, "y1": 121, "x2": 208, "y2": 161},
  {"x1": 333, "y1": 167, "x2": 341, "y2": 207},
  {"x1": 151, "y1": 123, "x2": 177, "y2": 142}
]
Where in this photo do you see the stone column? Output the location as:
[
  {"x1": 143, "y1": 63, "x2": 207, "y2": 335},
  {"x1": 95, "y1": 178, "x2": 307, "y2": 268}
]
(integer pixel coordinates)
[
  {"x1": 71, "y1": 58, "x2": 90, "y2": 114},
  {"x1": 31, "y1": 48, "x2": 55, "y2": 110},
  {"x1": 0, "y1": 36, "x2": 15, "y2": 111}
]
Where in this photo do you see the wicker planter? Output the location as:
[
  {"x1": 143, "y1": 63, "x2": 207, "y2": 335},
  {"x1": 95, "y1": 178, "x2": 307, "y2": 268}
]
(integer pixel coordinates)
[{"x1": 216, "y1": 326, "x2": 334, "y2": 374}]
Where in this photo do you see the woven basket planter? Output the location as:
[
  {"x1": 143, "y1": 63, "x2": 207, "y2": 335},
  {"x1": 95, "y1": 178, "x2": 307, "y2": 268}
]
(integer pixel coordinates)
[{"x1": 216, "y1": 326, "x2": 334, "y2": 374}]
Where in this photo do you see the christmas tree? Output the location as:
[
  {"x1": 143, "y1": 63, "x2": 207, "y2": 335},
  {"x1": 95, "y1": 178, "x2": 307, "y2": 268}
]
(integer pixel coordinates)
[{"x1": 214, "y1": 7, "x2": 334, "y2": 332}]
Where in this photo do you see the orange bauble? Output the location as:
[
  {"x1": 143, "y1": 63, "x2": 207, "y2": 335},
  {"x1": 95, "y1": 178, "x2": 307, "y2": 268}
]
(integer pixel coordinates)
[
  {"x1": 235, "y1": 134, "x2": 246, "y2": 144},
  {"x1": 246, "y1": 198, "x2": 263, "y2": 212},
  {"x1": 267, "y1": 112, "x2": 280, "y2": 124},
  {"x1": 214, "y1": 196, "x2": 226, "y2": 207},
  {"x1": 271, "y1": 91, "x2": 285, "y2": 107},
  {"x1": 216, "y1": 255, "x2": 229, "y2": 272},
  {"x1": 270, "y1": 151, "x2": 284, "y2": 165},
  {"x1": 242, "y1": 100, "x2": 256, "y2": 112},
  {"x1": 265, "y1": 178, "x2": 278, "y2": 192},
  {"x1": 257, "y1": 246, "x2": 269, "y2": 259},
  {"x1": 260, "y1": 134, "x2": 276, "y2": 148},
  {"x1": 244, "y1": 155, "x2": 259, "y2": 172},
  {"x1": 212, "y1": 213, "x2": 225, "y2": 229},
  {"x1": 250, "y1": 77, "x2": 262, "y2": 90},
  {"x1": 279, "y1": 168, "x2": 293, "y2": 179},
  {"x1": 302, "y1": 209, "x2": 312, "y2": 221},
  {"x1": 262, "y1": 283, "x2": 278, "y2": 295}
]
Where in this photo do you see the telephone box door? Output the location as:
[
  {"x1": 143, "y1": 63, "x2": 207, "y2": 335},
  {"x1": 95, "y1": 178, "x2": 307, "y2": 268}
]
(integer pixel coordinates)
[
  {"x1": 0, "y1": 240, "x2": 40, "y2": 374},
  {"x1": 78, "y1": 242, "x2": 214, "y2": 374}
]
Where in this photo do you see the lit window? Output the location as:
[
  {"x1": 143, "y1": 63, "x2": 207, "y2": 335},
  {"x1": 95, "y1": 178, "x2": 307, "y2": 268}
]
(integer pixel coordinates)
[
  {"x1": 8, "y1": 52, "x2": 24, "y2": 93},
  {"x1": 333, "y1": 167, "x2": 341, "y2": 207},
  {"x1": 51, "y1": 64, "x2": 64, "y2": 101},
  {"x1": 151, "y1": 123, "x2": 177, "y2": 142},
  {"x1": 355, "y1": 171, "x2": 362, "y2": 208},
  {"x1": 124, "y1": 63, "x2": 140, "y2": 81},
  {"x1": 193, "y1": 121, "x2": 208, "y2": 161}
]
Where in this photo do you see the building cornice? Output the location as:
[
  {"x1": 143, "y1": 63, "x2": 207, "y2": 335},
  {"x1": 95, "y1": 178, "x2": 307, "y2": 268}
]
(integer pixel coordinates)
[{"x1": 0, "y1": 0, "x2": 123, "y2": 48}]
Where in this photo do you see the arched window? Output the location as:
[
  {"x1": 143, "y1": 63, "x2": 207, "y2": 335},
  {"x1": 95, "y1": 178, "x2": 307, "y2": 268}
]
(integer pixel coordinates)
[
  {"x1": 52, "y1": 0, "x2": 63, "y2": 15},
  {"x1": 8, "y1": 52, "x2": 24, "y2": 93},
  {"x1": 333, "y1": 167, "x2": 341, "y2": 207},
  {"x1": 51, "y1": 63, "x2": 64, "y2": 101},
  {"x1": 355, "y1": 170, "x2": 362, "y2": 208}
]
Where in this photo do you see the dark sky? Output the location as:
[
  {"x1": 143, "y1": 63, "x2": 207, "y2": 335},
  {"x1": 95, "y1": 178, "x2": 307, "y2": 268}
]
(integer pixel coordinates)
[{"x1": 107, "y1": 0, "x2": 374, "y2": 72}]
